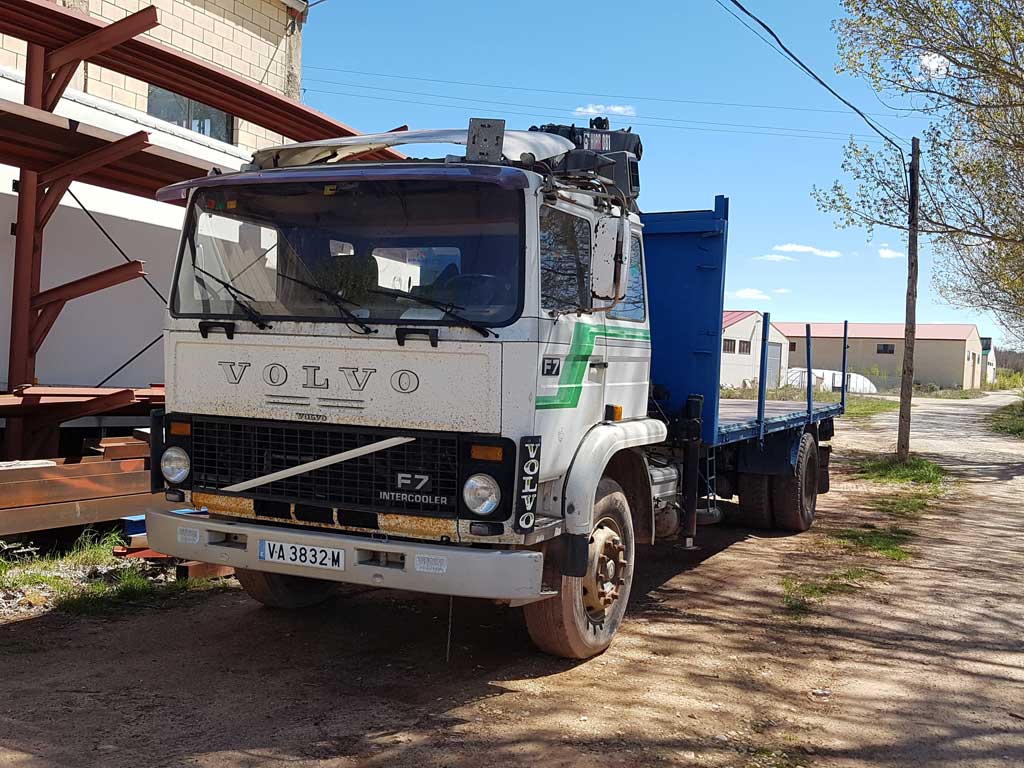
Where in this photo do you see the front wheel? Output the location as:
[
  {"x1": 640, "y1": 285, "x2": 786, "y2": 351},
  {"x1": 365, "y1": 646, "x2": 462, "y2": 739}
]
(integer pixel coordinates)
[
  {"x1": 235, "y1": 568, "x2": 338, "y2": 609},
  {"x1": 523, "y1": 478, "x2": 635, "y2": 659}
]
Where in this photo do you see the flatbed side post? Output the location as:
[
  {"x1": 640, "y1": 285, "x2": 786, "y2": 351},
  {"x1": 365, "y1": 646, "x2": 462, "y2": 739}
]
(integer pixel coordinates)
[
  {"x1": 841, "y1": 320, "x2": 849, "y2": 411},
  {"x1": 757, "y1": 311, "x2": 770, "y2": 442},
  {"x1": 805, "y1": 323, "x2": 813, "y2": 419}
]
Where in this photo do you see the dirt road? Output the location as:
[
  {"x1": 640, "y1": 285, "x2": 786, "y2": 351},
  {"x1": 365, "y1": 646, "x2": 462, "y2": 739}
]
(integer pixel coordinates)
[{"x1": 1, "y1": 394, "x2": 1022, "y2": 767}]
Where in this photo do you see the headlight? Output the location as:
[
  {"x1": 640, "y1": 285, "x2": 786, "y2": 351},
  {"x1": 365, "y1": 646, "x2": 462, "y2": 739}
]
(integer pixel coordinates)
[
  {"x1": 160, "y1": 446, "x2": 191, "y2": 484},
  {"x1": 462, "y1": 473, "x2": 500, "y2": 516}
]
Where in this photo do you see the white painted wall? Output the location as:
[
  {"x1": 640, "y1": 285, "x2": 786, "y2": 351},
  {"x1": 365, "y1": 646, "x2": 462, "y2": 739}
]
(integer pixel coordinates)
[
  {"x1": 720, "y1": 314, "x2": 790, "y2": 388},
  {"x1": 0, "y1": 68, "x2": 246, "y2": 392}
]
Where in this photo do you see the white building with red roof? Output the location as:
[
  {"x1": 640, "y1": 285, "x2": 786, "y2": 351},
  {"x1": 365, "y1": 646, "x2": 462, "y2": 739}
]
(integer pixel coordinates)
[
  {"x1": 720, "y1": 310, "x2": 791, "y2": 389},
  {"x1": 774, "y1": 322, "x2": 985, "y2": 391}
]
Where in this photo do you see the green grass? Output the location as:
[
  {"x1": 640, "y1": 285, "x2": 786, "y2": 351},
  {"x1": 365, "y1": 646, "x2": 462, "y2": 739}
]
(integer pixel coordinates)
[
  {"x1": 54, "y1": 572, "x2": 220, "y2": 617},
  {"x1": 867, "y1": 490, "x2": 938, "y2": 520},
  {"x1": 781, "y1": 567, "x2": 879, "y2": 614},
  {"x1": 918, "y1": 388, "x2": 986, "y2": 399},
  {"x1": 831, "y1": 526, "x2": 914, "y2": 561},
  {"x1": 2, "y1": 529, "x2": 224, "y2": 617},
  {"x1": 718, "y1": 385, "x2": 900, "y2": 419},
  {"x1": 855, "y1": 453, "x2": 945, "y2": 487},
  {"x1": 842, "y1": 396, "x2": 901, "y2": 418},
  {"x1": 989, "y1": 400, "x2": 1024, "y2": 439}
]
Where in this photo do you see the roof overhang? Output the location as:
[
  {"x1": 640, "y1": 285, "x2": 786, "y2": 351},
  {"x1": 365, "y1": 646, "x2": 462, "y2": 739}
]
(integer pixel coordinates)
[
  {"x1": 0, "y1": 0, "x2": 398, "y2": 155},
  {"x1": 0, "y1": 98, "x2": 213, "y2": 199}
]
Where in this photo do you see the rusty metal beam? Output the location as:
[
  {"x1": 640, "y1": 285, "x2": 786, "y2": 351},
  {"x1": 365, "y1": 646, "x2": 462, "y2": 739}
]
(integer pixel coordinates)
[
  {"x1": 0, "y1": 492, "x2": 175, "y2": 537},
  {"x1": 37, "y1": 130, "x2": 150, "y2": 186},
  {"x1": 33, "y1": 387, "x2": 136, "y2": 424},
  {"x1": 30, "y1": 260, "x2": 145, "y2": 309},
  {"x1": 45, "y1": 6, "x2": 157, "y2": 72},
  {"x1": 30, "y1": 300, "x2": 65, "y2": 353}
]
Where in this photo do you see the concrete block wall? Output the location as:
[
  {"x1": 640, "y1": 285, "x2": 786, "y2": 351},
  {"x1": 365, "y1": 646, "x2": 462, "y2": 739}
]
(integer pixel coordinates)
[{"x1": 0, "y1": 0, "x2": 298, "y2": 152}]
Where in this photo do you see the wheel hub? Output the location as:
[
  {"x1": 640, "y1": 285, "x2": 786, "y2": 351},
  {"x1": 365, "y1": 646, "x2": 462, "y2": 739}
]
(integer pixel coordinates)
[{"x1": 581, "y1": 520, "x2": 628, "y2": 621}]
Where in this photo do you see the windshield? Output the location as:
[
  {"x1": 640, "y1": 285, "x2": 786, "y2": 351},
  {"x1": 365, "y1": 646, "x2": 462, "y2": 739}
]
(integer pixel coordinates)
[{"x1": 171, "y1": 180, "x2": 524, "y2": 326}]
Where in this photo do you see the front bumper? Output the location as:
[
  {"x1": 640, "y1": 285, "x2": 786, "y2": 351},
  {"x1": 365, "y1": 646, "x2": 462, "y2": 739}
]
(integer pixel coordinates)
[{"x1": 146, "y1": 508, "x2": 544, "y2": 600}]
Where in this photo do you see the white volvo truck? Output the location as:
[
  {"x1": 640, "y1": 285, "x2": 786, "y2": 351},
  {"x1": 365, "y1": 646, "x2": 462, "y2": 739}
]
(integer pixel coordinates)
[{"x1": 148, "y1": 118, "x2": 845, "y2": 659}]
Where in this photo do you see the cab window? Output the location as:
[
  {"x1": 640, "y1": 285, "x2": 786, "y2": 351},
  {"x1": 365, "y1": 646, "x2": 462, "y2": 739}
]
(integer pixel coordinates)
[
  {"x1": 608, "y1": 235, "x2": 646, "y2": 322},
  {"x1": 540, "y1": 206, "x2": 591, "y2": 313}
]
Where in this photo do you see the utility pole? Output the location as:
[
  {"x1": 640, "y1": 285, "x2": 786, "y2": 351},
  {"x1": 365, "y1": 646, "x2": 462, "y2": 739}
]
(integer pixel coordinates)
[{"x1": 896, "y1": 137, "x2": 920, "y2": 462}]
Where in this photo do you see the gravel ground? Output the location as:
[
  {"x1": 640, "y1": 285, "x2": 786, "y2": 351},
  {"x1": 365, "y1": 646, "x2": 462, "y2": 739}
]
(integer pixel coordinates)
[{"x1": 0, "y1": 393, "x2": 1021, "y2": 768}]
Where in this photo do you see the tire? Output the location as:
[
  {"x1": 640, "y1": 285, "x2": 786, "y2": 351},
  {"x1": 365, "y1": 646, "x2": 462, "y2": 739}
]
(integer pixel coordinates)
[
  {"x1": 730, "y1": 473, "x2": 773, "y2": 529},
  {"x1": 771, "y1": 432, "x2": 818, "y2": 532},
  {"x1": 235, "y1": 568, "x2": 337, "y2": 609},
  {"x1": 523, "y1": 478, "x2": 635, "y2": 659}
]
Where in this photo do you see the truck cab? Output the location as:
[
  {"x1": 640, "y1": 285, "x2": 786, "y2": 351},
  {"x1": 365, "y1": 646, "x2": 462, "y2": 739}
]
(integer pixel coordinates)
[{"x1": 148, "y1": 120, "x2": 665, "y2": 658}]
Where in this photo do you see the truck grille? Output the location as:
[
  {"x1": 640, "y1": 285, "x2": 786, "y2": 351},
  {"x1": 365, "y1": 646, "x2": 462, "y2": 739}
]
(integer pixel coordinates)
[{"x1": 190, "y1": 416, "x2": 459, "y2": 516}]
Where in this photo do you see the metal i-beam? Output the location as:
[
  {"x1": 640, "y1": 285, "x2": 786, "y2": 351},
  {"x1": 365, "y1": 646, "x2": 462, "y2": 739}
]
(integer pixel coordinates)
[
  {"x1": 38, "y1": 130, "x2": 150, "y2": 186},
  {"x1": 41, "y1": 7, "x2": 158, "y2": 111},
  {"x1": 30, "y1": 260, "x2": 146, "y2": 309}
]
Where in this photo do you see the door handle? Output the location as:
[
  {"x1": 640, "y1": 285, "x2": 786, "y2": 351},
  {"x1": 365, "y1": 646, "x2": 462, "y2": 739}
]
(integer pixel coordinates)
[{"x1": 589, "y1": 360, "x2": 609, "y2": 369}]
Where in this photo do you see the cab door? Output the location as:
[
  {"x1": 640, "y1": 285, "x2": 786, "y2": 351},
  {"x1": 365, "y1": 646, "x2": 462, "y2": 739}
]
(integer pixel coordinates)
[{"x1": 535, "y1": 204, "x2": 606, "y2": 480}]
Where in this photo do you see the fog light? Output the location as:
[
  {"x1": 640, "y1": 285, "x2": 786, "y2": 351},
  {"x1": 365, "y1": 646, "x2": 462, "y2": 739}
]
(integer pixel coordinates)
[
  {"x1": 462, "y1": 473, "x2": 500, "y2": 516},
  {"x1": 160, "y1": 446, "x2": 190, "y2": 484}
]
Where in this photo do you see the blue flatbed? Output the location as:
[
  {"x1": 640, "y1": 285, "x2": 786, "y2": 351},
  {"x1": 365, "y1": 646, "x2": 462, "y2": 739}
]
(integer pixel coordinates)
[
  {"x1": 641, "y1": 196, "x2": 847, "y2": 449},
  {"x1": 715, "y1": 400, "x2": 844, "y2": 445}
]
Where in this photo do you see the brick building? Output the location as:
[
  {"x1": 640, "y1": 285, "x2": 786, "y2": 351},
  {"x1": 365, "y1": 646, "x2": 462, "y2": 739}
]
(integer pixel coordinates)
[{"x1": 0, "y1": 0, "x2": 304, "y2": 151}]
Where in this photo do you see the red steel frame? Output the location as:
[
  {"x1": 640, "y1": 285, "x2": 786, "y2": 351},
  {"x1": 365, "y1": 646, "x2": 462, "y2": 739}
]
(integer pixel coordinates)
[{"x1": 1, "y1": 2, "x2": 394, "y2": 459}]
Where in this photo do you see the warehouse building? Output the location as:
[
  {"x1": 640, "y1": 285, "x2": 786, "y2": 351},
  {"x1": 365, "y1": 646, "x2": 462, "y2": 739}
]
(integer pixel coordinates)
[
  {"x1": 776, "y1": 322, "x2": 985, "y2": 391},
  {"x1": 720, "y1": 310, "x2": 790, "y2": 389},
  {"x1": 981, "y1": 337, "x2": 998, "y2": 386}
]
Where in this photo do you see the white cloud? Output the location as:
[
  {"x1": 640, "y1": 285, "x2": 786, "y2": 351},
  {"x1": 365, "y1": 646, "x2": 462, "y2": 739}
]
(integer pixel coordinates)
[
  {"x1": 773, "y1": 288, "x2": 791, "y2": 294},
  {"x1": 879, "y1": 246, "x2": 904, "y2": 259},
  {"x1": 734, "y1": 288, "x2": 771, "y2": 301},
  {"x1": 773, "y1": 243, "x2": 841, "y2": 258},
  {"x1": 573, "y1": 103, "x2": 637, "y2": 117},
  {"x1": 754, "y1": 253, "x2": 798, "y2": 262},
  {"x1": 920, "y1": 52, "x2": 950, "y2": 78}
]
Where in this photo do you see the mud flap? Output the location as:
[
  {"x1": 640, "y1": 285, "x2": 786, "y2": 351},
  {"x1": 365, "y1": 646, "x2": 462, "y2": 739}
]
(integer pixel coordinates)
[{"x1": 817, "y1": 444, "x2": 832, "y2": 494}]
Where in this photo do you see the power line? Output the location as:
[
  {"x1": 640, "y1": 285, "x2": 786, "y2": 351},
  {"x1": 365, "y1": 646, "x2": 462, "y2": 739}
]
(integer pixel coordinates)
[
  {"x1": 720, "y1": 0, "x2": 908, "y2": 153},
  {"x1": 302, "y1": 87, "x2": 887, "y2": 145},
  {"x1": 302, "y1": 64, "x2": 923, "y2": 121},
  {"x1": 302, "y1": 77, "x2": 886, "y2": 141}
]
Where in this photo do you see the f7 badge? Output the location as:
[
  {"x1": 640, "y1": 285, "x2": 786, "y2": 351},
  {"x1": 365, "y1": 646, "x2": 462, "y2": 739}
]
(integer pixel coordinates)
[{"x1": 513, "y1": 436, "x2": 542, "y2": 533}]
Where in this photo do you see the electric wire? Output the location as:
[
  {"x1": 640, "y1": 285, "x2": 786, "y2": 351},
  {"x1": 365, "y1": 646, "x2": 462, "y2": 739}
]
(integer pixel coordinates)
[
  {"x1": 302, "y1": 64, "x2": 923, "y2": 120},
  {"x1": 66, "y1": 187, "x2": 167, "y2": 305},
  {"x1": 301, "y1": 87, "x2": 886, "y2": 145}
]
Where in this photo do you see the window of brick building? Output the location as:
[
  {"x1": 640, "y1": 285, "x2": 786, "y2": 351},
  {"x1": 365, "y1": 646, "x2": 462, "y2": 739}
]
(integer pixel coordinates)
[{"x1": 148, "y1": 85, "x2": 234, "y2": 143}]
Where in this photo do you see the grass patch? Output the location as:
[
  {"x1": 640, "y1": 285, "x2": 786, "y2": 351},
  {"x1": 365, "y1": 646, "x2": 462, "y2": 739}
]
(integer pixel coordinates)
[
  {"x1": 917, "y1": 388, "x2": 986, "y2": 399},
  {"x1": 781, "y1": 567, "x2": 879, "y2": 614},
  {"x1": 867, "y1": 490, "x2": 938, "y2": 519},
  {"x1": 842, "y1": 396, "x2": 901, "y2": 419},
  {"x1": 831, "y1": 527, "x2": 914, "y2": 561},
  {"x1": 718, "y1": 386, "x2": 900, "y2": 419},
  {"x1": 54, "y1": 572, "x2": 220, "y2": 617},
  {"x1": 989, "y1": 400, "x2": 1024, "y2": 438},
  {"x1": 855, "y1": 453, "x2": 945, "y2": 487}
]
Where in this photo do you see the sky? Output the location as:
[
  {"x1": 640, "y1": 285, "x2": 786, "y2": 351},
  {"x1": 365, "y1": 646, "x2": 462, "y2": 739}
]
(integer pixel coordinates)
[{"x1": 298, "y1": 0, "x2": 998, "y2": 340}]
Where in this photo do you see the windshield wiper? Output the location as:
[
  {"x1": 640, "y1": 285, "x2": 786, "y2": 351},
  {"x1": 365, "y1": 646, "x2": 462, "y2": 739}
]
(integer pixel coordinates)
[
  {"x1": 277, "y1": 273, "x2": 376, "y2": 335},
  {"x1": 193, "y1": 265, "x2": 272, "y2": 330},
  {"x1": 367, "y1": 287, "x2": 496, "y2": 338}
]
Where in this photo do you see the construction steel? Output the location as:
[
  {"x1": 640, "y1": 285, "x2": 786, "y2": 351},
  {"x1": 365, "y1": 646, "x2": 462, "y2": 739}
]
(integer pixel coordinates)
[{"x1": 0, "y1": 1, "x2": 391, "y2": 460}]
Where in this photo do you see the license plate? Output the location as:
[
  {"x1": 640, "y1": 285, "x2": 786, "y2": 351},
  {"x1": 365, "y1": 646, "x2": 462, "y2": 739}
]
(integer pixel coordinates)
[{"x1": 258, "y1": 540, "x2": 345, "y2": 571}]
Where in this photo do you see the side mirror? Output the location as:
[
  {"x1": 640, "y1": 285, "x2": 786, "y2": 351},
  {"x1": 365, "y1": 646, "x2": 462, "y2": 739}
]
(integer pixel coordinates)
[{"x1": 591, "y1": 213, "x2": 631, "y2": 302}]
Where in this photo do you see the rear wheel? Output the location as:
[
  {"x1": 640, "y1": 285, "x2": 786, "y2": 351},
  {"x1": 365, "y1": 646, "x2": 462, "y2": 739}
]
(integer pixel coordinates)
[
  {"x1": 729, "y1": 473, "x2": 773, "y2": 529},
  {"x1": 235, "y1": 568, "x2": 337, "y2": 609},
  {"x1": 771, "y1": 432, "x2": 818, "y2": 532},
  {"x1": 524, "y1": 478, "x2": 635, "y2": 659}
]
